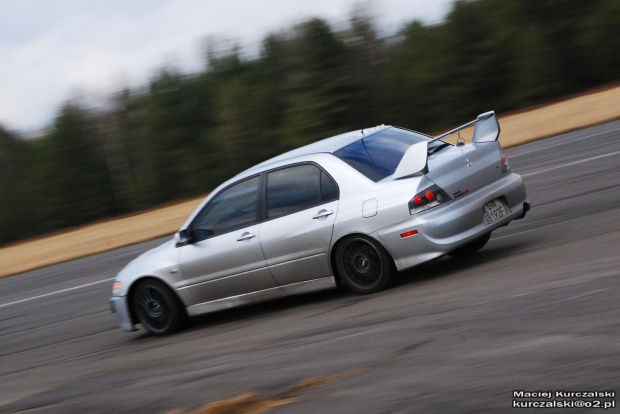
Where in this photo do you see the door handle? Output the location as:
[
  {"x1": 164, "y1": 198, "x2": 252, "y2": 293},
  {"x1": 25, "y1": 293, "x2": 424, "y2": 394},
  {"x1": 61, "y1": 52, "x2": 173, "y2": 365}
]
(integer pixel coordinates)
[
  {"x1": 236, "y1": 232, "x2": 256, "y2": 241},
  {"x1": 312, "y1": 209, "x2": 334, "y2": 220}
]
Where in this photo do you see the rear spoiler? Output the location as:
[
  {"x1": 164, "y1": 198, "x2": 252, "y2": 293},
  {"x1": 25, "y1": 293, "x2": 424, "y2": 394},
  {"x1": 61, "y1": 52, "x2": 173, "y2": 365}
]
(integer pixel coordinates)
[
  {"x1": 431, "y1": 111, "x2": 501, "y2": 144},
  {"x1": 393, "y1": 111, "x2": 500, "y2": 180}
]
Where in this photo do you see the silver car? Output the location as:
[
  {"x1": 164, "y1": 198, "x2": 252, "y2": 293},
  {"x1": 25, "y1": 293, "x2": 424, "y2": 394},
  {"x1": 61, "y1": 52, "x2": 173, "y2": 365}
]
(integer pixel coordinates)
[{"x1": 110, "y1": 111, "x2": 529, "y2": 335}]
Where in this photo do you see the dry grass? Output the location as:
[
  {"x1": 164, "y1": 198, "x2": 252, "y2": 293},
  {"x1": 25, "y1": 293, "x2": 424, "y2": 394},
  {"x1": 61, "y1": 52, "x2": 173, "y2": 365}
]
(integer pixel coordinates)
[
  {"x1": 169, "y1": 343, "x2": 417, "y2": 413},
  {"x1": 499, "y1": 84, "x2": 620, "y2": 147},
  {"x1": 0, "y1": 198, "x2": 203, "y2": 278},
  {"x1": 168, "y1": 370, "x2": 364, "y2": 414},
  {"x1": 1, "y1": 84, "x2": 620, "y2": 278},
  {"x1": 167, "y1": 392, "x2": 297, "y2": 414}
]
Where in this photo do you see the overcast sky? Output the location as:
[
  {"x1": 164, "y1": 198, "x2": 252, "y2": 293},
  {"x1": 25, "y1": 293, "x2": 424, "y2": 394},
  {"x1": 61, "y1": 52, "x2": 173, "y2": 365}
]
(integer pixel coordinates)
[{"x1": 0, "y1": 0, "x2": 454, "y2": 134}]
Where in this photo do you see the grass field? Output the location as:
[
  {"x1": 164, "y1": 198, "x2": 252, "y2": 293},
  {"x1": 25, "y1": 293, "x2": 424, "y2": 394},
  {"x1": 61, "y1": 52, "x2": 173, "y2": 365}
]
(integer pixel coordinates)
[{"x1": 1, "y1": 84, "x2": 619, "y2": 278}]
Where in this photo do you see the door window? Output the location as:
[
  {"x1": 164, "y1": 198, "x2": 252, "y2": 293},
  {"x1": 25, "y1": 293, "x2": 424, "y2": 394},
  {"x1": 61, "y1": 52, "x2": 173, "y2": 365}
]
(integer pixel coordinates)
[
  {"x1": 190, "y1": 176, "x2": 260, "y2": 241},
  {"x1": 267, "y1": 164, "x2": 338, "y2": 219}
]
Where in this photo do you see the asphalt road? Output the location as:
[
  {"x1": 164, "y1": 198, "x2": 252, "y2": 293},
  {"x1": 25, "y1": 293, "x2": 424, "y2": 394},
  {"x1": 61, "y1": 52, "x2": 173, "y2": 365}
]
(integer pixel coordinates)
[{"x1": 1, "y1": 121, "x2": 619, "y2": 413}]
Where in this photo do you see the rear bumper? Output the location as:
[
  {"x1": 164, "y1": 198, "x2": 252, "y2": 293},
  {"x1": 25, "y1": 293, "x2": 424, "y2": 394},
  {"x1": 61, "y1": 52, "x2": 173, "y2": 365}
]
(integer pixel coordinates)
[
  {"x1": 374, "y1": 172, "x2": 528, "y2": 271},
  {"x1": 110, "y1": 296, "x2": 137, "y2": 332}
]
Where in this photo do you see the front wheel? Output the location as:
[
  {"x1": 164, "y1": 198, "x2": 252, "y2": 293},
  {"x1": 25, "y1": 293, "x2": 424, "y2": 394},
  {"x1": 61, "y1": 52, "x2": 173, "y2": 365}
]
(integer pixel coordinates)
[
  {"x1": 335, "y1": 236, "x2": 396, "y2": 294},
  {"x1": 132, "y1": 279, "x2": 185, "y2": 335}
]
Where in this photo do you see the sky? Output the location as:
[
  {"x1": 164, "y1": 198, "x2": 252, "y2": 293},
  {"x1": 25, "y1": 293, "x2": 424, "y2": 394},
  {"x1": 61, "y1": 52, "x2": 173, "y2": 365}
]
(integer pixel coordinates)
[{"x1": 0, "y1": 0, "x2": 454, "y2": 134}]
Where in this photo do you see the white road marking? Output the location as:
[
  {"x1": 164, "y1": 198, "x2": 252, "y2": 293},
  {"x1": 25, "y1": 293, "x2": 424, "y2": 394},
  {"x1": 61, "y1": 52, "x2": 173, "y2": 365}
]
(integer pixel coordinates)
[
  {"x1": 448, "y1": 271, "x2": 619, "y2": 313},
  {"x1": 0, "y1": 278, "x2": 114, "y2": 309},
  {"x1": 510, "y1": 126, "x2": 620, "y2": 158},
  {"x1": 512, "y1": 287, "x2": 615, "y2": 315},
  {"x1": 491, "y1": 206, "x2": 620, "y2": 241},
  {"x1": 529, "y1": 165, "x2": 620, "y2": 191},
  {"x1": 521, "y1": 150, "x2": 620, "y2": 177}
]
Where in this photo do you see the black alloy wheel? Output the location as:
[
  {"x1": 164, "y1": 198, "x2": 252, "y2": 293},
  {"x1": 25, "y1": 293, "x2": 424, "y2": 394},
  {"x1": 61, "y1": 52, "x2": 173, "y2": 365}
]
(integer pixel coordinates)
[
  {"x1": 132, "y1": 279, "x2": 184, "y2": 335},
  {"x1": 336, "y1": 236, "x2": 396, "y2": 294}
]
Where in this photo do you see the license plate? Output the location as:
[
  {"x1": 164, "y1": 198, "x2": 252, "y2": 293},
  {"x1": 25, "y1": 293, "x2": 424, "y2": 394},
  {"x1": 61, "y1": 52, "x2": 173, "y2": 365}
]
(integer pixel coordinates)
[{"x1": 483, "y1": 199, "x2": 509, "y2": 225}]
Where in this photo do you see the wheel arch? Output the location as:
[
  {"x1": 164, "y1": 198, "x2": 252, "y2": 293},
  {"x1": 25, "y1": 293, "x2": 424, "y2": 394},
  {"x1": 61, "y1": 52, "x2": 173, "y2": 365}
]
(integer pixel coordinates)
[
  {"x1": 126, "y1": 276, "x2": 187, "y2": 324},
  {"x1": 329, "y1": 232, "x2": 397, "y2": 285}
]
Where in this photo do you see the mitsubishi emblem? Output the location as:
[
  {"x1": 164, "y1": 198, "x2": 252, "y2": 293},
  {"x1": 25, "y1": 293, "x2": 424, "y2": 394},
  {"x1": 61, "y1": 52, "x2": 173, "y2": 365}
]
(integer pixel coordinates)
[{"x1": 465, "y1": 158, "x2": 473, "y2": 167}]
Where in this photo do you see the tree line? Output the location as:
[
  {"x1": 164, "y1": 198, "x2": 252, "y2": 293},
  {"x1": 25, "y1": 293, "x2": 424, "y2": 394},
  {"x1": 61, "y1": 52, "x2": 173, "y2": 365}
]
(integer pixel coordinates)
[{"x1": 1, "y1": 0, "x2": 618, "y2": 245}]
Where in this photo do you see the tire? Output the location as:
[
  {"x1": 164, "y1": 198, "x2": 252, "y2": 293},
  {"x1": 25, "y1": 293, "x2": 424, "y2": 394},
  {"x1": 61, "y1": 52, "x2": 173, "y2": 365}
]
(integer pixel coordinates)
[
  {"x1": 131, "y1": 279, "x2": 185, "y2": 335},
  {"x1": 335, "y1": 236, "x2": 396, "y2": 294},
  {"x1": 448, "y1": 233, "x2": 491, "y2": 258}
]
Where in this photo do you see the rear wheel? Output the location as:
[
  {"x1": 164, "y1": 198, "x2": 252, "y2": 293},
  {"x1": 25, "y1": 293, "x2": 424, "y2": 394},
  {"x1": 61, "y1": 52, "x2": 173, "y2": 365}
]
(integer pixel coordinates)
[
  {"x1": 448, "y1": 233, "x2": 491, "y2": 258},
  {"x1": 335, "y1": 236, "x2": 396, "y2": 294},
  {"x1": 132, "y1": 279, "x2": 184, "y2": 335}
]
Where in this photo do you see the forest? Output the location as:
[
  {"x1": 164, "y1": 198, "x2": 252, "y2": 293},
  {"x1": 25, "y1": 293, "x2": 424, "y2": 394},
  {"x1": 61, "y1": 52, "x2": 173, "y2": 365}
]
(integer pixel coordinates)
[{"x1": 1, "y1": 0, "x2": 619, "y2": 245}]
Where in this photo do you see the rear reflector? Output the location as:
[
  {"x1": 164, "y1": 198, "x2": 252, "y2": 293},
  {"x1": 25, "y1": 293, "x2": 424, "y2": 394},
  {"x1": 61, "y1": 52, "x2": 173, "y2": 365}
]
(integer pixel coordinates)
[{"x1": 400, "y1": 230, "x2": 418, "y2": 238}]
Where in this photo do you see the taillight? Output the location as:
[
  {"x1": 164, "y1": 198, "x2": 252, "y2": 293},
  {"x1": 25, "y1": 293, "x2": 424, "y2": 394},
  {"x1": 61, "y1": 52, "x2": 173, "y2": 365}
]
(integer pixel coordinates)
[
  {"x1": 409, "y1": 183, "x2": 451, "y2": 215},
  {"x1": 501, "y1": 151, "x2": 510, "y2": 173}
]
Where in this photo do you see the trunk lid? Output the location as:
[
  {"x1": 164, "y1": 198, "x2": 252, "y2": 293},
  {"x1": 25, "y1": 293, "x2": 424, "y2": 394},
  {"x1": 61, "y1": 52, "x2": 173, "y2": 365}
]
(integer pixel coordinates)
[{"x1": 426, "y1": 142, "x2": 503, "y2": 199}]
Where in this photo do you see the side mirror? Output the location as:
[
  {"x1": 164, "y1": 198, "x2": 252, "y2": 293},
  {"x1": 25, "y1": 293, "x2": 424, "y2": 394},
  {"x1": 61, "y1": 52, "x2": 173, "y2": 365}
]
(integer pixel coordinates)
[
  {"x1": 472, "y1": 111, "x2": 500, "y2": 143},
  {"x1": 175, "y1": 229, "x2": 192, "y2": 247}
]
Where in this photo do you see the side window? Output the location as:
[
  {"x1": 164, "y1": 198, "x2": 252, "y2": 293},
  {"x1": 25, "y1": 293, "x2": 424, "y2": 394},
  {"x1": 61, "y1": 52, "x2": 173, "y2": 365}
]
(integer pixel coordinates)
[
  {"x1": 190, "y1": 176, "x2": 260, "y2": 241},
  {"x1": 267, "y1": 164, "x2": 322, "y2": 219}
]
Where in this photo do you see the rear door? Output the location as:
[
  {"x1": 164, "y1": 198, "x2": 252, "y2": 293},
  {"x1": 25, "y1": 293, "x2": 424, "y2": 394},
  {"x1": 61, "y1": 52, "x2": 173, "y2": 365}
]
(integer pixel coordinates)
[{"x1": 259, "y1": 163, "x2": 339, "y2": 286}]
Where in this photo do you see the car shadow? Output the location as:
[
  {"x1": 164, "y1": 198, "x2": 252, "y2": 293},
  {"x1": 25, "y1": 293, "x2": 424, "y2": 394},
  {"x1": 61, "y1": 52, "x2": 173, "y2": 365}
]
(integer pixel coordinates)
[
  {"x1": 182, "y1": 288, "x2": 352, "y2": 332},
  {"x1": 397, "y1": 237, "x2": 535, "y2": 287},
  {"x1": 130, "y1": 237, "x2": 534, "y2": 339}
]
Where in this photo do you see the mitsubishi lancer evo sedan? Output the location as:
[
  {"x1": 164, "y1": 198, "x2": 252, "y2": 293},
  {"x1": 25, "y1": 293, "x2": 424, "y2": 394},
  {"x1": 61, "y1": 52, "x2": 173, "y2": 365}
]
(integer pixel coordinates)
[{"x1": 110, "y1": 111, "x2": 529, "y2": 335}]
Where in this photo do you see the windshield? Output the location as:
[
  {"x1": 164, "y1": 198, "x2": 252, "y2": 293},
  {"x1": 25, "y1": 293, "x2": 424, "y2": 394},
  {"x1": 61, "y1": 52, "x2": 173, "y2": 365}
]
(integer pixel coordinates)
[{"x1": 333, "y1": 127, "x2": 439, "y2": 182}]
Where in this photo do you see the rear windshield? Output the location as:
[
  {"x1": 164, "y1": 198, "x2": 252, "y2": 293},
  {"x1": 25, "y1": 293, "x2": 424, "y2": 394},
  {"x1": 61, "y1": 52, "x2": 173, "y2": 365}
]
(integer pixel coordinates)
[{"x1": 333, "y1": 127, "x2": 431, "y2": 182}]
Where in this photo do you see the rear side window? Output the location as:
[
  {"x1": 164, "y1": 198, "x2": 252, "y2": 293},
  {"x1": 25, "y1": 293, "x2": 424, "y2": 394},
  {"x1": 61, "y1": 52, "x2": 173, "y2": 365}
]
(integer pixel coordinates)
[
  {"x1": 333, "y1": 127, "x2": 429, "y2": 182},
  {"x1": 321, "y1": 170, "x2": 338, "y2": 202},
  {"x1": 267, "y1": 164, "x2": 338, "y2": 219}
]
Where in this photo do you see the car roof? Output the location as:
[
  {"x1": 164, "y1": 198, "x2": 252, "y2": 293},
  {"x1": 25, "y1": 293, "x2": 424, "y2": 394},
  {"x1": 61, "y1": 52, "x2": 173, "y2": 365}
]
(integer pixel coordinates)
[{"x1": 242, "y1": 125, "x2": 391, "y2": 176}]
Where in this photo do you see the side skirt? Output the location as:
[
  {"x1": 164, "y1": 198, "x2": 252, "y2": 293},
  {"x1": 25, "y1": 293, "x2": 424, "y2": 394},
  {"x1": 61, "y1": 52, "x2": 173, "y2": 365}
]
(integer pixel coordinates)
[{"x1": 185, "y1": 276, "x2": 337, "y2": 317}]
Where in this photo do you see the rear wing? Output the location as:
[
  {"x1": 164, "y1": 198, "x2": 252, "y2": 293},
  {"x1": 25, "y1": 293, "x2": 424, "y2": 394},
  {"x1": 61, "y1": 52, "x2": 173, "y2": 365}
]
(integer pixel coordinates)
[
  {"x1": 431, "y1": 111, "x2": 501, "y2": 144},
  {"x1": 393, "y1": 111, "x2": 500, "y2": 179}
]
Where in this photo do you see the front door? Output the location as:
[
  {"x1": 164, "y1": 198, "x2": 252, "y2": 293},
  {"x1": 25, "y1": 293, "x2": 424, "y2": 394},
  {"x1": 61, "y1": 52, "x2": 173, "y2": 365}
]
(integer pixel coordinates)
[{"x1": 178, "y1": 176, "x2": 276, "y2": 305}]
